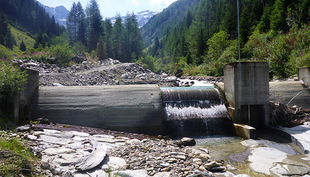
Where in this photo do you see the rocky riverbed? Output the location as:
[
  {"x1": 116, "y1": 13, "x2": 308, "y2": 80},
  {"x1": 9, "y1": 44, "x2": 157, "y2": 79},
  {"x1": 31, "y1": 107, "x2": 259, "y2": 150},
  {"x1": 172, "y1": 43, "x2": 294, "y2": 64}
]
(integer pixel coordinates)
[
  {"x1": 14, "y1": 58, "x2": 223, "y2": 87},
  {"x1": 11, "y1": 124, "x2": 242, "y2": 177}
]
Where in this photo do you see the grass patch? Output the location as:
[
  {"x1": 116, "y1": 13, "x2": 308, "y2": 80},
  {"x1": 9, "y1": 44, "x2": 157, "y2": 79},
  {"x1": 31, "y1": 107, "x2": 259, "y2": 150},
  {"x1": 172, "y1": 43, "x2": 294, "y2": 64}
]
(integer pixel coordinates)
[
  {"x1": 0, "y1": 132, "x2": 39, "y2": 176},
  {"x1": 9, "y1": 25, "x2": 35, "y2": 49}
]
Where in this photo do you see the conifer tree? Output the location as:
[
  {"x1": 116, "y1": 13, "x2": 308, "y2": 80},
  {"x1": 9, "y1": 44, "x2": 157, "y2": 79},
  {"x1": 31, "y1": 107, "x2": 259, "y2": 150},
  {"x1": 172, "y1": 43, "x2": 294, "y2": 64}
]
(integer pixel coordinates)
[
  {"x1": 112, "y1": 15, "x2": 124, "y2": 61},
  {"x1": 86, "y1": 0, "x2": 103, "y2": 52},
  {"x1": 5, "y1": 28, "x2": 15, "y2": 49},
  {"x1": 19, "y1": 40, "x2": 26, "y2": 51}
]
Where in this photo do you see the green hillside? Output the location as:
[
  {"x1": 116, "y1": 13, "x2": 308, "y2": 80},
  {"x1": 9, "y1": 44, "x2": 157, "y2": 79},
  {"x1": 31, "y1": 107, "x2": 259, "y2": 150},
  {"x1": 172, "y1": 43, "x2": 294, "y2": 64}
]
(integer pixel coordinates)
[
  {"x1": 10, "y1": 25, "x2": 35, "y2": 49},
  {"x1": 138, "y1": 0, "x2": 310, "y2": 79}
]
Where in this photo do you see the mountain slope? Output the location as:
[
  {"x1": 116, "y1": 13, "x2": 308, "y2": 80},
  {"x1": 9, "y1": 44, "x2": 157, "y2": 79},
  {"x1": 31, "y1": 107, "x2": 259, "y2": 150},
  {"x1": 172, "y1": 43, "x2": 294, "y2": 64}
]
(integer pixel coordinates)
[
  {"x1": 110, "y1": 10, "x2": 158, "y2": 28},
  {"x1": 141, "y1": 0, "x2": 200, "y2": 48},
  {"x1": 37, "y1": 2, "x2": 69, "y2": 26}
]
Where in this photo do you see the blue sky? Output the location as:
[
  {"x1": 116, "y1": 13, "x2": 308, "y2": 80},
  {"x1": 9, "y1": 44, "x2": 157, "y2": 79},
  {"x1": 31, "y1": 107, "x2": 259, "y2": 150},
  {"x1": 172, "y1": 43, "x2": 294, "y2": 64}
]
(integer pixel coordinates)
[{"x1": 37, "y1": 0, "x2": 177, "y2": 18}]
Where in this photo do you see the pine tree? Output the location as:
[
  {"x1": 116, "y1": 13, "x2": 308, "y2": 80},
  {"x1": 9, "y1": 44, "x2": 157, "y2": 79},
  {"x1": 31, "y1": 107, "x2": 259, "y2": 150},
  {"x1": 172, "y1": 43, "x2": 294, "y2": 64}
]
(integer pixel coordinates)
[
  {"x1": 19, "y1": 40, "x2": 26, "y2": 51},
  {"x1": 112, "y1": 15, "x2": 124, "y2": 61},
  {"x1": 123, "y1": 13, "x2": 143, "y2": 62},
  {"x1": 96, "y1": 38, "x2": 106, "y2": 60},
  {"x1": 67, "y1": 2, "x2": 78, "y2": 45},
  {"x1": 103, "y1": 18, "x2": 114, "y2": 58},
  {"x1": 76, "y1": 2, "x2": 87, "y2": 45},
  {"x1": 5, "y1": 28, "x2": 15, "y2": 49},
  {"x1": 85, "y1": 0, "x2": 103, "y2": 52},
  {"x1": 34, "y1": 31, "x2": 45, "y2": 49},
  {"x1": 270, "y1": 0, "x2": 289, "y2": 32}
]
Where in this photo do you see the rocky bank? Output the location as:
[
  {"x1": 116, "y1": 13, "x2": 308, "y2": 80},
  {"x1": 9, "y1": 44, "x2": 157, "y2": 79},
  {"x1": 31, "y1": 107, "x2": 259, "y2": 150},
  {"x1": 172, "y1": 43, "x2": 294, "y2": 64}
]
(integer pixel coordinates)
[
  {"x1": 14, "y1": 58, "x2": 223, "y2": 87},
  {"x1": 11, "y1": 125, "x2": 240, "y2": 177}
]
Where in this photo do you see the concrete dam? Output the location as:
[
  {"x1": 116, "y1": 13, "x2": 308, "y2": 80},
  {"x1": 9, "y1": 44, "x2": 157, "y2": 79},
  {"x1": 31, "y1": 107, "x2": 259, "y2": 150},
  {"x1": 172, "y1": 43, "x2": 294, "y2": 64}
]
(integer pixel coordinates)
[{"x1": 32, "y1": 85, "x2": 234, "y2": 136}]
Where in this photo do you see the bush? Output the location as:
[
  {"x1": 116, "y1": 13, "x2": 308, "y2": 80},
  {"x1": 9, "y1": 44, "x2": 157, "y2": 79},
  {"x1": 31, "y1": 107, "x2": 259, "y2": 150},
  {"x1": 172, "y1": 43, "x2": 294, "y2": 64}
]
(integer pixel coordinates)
[
  {"x1": 0, "y1": 64, "x2": 28, "y2": 118},
  {"x1": 49, "y1": 43, "x2": 73, "y2": 66}
]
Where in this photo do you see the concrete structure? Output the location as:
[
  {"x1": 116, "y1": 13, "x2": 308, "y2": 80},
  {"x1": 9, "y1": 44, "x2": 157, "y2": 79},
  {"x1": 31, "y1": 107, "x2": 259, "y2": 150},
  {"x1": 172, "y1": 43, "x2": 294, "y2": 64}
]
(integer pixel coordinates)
[
  {"x1": 234, "y1": 123, "x2": 256, "y2": 139},
  {"x1": 14, "y1": 68, "x2": 39, "y2": 124},
  {"x1": 32, "y1": 85, "x2": 165, "y2": 135},
  {"x1": 298, "y1": 67, "x2": 310, "y2": 86},
  {"x1": 224, "y1": 62, "x2": 269, "y2": 128},
  {"x1": 270, "y1": 81, "x2": 310, "y2": 109}
]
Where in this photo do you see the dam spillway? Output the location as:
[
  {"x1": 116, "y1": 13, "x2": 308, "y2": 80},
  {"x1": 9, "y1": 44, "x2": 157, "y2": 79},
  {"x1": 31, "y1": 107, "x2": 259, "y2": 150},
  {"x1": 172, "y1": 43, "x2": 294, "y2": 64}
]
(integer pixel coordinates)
[
  {"x1": 32, "y1": 85, "x2": 234, "y2": 136},
  {"x1": 160, "y1": 86, "x2": 234, "y2": 137}
]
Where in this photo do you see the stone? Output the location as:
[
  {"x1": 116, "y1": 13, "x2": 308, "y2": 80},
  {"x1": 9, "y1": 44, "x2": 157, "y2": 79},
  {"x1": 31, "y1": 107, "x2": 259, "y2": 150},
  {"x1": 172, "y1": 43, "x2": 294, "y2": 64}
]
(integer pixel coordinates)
[
  {"x1": 103, "y1": 156, "x2": 127, "y2": 171},
  {"x1": 115, "y1": 170, "x2": 148, "y2": 177},
  {"x1": 198, "y1": 165, "x2": 207, "y2": 172},
  {"x1": 208, "y1": 166, "x2": 226, "y2": 172},
  {"x1": 153, "y1": 172, "x2": 172, "y2": 177},
  {"x1": 270, "y1": 163, "x2": 310, "y2": 176},
  {"x1": 126, "y1": 139, "x2": 141, "y2": 144},
  {"x1": 248, "y1": 147, "x2": 287, "y2": 175},
  {"x1": 41, "y1": 162, "x2": 50, "y2": 170},
  {"x1": 43, "y1": 148, "x2": 75, "y2": 156},
  {"x1": 39, "y1": 135, "x2": 72, "y2": 145},
  {"x1": 192, "y1": 158, "x2": 202, "y2": 165},
  {"x1": 174, "y1": 137, "x2": 196, "y2": 147},
  {"x1": 198, "y1": 153, "x2": 211, "y2": 161},
  {"x1": 15, "y1": 125, "x2": 31, "y2": 132},
  {"x1": 27, "y1": 135, "x2": 37, "y2": 141}
]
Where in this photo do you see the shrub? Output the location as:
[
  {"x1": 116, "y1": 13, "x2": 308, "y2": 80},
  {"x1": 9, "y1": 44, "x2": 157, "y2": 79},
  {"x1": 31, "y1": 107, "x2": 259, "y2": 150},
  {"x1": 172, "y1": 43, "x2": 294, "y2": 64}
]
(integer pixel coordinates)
[{"x1": 0, "y1": 64, "x2": 27, "y2": 118}]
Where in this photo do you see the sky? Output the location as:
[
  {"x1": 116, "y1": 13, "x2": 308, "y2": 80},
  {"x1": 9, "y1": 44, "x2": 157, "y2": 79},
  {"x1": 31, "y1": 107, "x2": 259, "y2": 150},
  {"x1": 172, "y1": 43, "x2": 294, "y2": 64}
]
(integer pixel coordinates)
[{"x1": 37, "y1": 0, "x2": 177, "y2": 18}]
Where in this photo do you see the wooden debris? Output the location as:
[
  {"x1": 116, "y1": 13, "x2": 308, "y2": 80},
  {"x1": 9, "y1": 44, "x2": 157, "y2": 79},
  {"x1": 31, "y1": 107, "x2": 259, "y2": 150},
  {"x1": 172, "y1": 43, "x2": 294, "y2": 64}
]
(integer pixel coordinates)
[{"x1": 75, "y1": 139, "x2": 107, "y2": 171}]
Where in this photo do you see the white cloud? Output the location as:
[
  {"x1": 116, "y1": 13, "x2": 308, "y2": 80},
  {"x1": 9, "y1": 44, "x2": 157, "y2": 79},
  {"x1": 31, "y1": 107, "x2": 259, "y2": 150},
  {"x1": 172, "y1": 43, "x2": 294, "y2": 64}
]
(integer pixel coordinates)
[
  {"x1": 149, "y1": 0, "x2": 176, "y2": 7},
  {"x1": 149, "y1": 0, "x2": 163, "y2": 6},
  {"x1": 131, "y1": 0, "x2": 139, "y2": 6},
  {"x1": 164, "y1": 0, "x2": 177, "y2": 5}
]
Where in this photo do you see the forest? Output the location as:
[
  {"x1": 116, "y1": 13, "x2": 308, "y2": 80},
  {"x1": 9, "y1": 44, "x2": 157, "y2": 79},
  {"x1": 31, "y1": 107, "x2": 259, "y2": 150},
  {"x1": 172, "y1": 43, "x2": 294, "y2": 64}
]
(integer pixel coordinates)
[{"x1": 1, "y1": 0, "x2": 310, "y2": 79}]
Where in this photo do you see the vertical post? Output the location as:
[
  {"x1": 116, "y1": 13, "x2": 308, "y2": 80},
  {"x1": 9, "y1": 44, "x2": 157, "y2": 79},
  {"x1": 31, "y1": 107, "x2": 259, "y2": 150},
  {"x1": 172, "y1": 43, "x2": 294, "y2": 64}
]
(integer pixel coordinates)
[{"x1": 237, "y1": 0, "x2": 241, "y2": 80}]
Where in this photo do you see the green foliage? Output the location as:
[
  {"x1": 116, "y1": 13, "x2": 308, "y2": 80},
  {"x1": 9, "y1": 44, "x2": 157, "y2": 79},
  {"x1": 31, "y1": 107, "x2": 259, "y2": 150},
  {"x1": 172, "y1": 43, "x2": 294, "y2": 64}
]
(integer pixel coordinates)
[
  {"x1": 97, "y1": 38, "x2": 106, "y2": 60},
  {"x1": 0, "y1": 64, "x2": 27, "y2": 119},
  {"x1": 0, "y1": 133, "x2": 38, "y2": 176},
  {"x1": 19, "y1": 41, "x2": 26, "y2": 51},
  {"x1": 206, "y1": 31, "x2": 231, "y2": 61},
  {"x1": 0, "y1": 64, "x2": 28, "y2": 102},
  {"x1": 49, "y1": 43, "x2": 73, "y2": 65}
]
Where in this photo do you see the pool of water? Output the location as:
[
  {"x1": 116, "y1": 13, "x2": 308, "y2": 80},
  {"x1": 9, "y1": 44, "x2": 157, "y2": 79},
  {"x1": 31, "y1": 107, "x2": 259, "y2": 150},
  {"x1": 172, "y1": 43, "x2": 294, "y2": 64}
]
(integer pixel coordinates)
[{"x1": 192, "y1": 132, "x2": 309, "y2": 176}]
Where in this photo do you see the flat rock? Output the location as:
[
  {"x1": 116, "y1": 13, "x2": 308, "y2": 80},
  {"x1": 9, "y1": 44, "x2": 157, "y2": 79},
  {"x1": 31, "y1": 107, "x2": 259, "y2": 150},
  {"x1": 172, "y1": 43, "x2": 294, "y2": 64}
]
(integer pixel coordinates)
[
  {"x1": 102, "y1": 156, "x2": 127, "y2": 171},
  {"x1": 43, "y1": 148, "x2": 75, "y2": 156},
  {"x1": 27, "y1": 135, "x2": 37, "y2": 141},
  {"x1": 270, "y1": 163, "x2": 310, "y2": 176},
  {"x1": 248, "y1": 147, "x2": 287, "y2": 175},
  {"x1": 16, "y1": 125, "x2": 31, "y2": 132},
  {"x1": 39, "y1": 135, "x2": 72, "y2": 145},
  {"x1": 114, "y1": 170, "x2": 148, "y2": 177}
]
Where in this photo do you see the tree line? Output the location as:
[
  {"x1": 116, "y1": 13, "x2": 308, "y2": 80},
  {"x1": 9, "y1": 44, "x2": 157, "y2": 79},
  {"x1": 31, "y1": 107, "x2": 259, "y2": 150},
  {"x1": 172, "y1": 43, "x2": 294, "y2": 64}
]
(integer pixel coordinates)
[
  {"x1": 140, "y1": 0, "x2": 310, "y2": 78},
  {"x1": 66, "y1": 0, "x2": 143, "y2": 63}
]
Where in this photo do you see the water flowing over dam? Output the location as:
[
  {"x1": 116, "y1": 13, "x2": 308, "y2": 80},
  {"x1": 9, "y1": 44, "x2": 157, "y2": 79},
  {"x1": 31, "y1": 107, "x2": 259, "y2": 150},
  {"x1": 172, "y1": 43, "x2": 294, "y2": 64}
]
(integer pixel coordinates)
[
  {"x1": 33, "y1": 85, "x2": 235, "y2": 136},
  {"x1": 160, "y1": 86, "x2": 235, "y2": 137}
]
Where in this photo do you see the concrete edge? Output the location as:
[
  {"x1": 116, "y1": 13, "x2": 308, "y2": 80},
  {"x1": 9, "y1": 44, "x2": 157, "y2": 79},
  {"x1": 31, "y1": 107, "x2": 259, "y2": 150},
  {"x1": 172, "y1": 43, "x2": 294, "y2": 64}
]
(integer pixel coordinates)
[{"x1": 265, "y1": 126, "x2": 307, "y2": 154}]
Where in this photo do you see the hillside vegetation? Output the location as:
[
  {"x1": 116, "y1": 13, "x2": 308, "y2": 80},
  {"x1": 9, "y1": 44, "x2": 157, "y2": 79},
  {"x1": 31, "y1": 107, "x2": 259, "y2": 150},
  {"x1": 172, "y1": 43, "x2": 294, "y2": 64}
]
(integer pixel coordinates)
[
  {"x1": 1, "y1": 0, "x2": 310, "y2": 80},
  {"x1": 139, "y1": 0, "x2": 310, "y2": 79}
]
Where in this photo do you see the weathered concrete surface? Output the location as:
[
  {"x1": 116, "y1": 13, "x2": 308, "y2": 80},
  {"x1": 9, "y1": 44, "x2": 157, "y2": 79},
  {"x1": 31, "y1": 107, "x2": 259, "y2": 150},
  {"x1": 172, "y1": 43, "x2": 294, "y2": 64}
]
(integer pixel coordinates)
[
  {"x1": 299, "y1": 67, "x2": 310, "y2": 86},
  {"x1": 224, "y1": 62, "x2": 269, "y2": 128},
  {"x1": 234, "y1": 123, "x2": 256, "y2": 139},
  {"x1": 218, "y1": 80, "x2": 310, "y2": 112},
  {"x1": 269, "y1": 81, "x2": 310, "y2": 109},
  {"x1": 33, "y1": 85, "x2": 165, "y2": 135},
  {"x1": 14, "y1": 68, "x2": 39, "y2": 124}
]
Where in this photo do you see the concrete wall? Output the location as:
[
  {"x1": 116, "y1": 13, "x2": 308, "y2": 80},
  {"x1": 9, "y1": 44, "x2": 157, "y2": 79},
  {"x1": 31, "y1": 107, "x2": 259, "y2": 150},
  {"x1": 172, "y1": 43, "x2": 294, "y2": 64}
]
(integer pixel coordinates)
[
  {"x1": 14, "y1": 68, "x2": 39, "y2": 124},
  {"x1": 224, "y1": 62, "x2": 269, "y2": 128},
  {"x1": 298, "y1": 67, "x2": 310, "y2": 86},
  {"x1": 33, "y1": 85, "x2": 165, "y2": 135}
]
